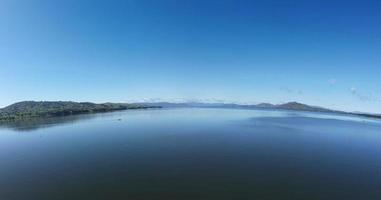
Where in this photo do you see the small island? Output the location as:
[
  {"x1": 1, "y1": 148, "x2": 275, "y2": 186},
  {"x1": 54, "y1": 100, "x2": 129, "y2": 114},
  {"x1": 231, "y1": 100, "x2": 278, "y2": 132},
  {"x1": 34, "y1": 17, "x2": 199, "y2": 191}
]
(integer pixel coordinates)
[{"x1": 0, "y1": 101, "x2": 159, "y2": 121}]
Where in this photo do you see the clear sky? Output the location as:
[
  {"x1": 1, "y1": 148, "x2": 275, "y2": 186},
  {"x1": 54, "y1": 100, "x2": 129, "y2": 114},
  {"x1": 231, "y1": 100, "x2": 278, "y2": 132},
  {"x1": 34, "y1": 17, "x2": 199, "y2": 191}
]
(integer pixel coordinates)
[{"x1": 1, "y1": 0, "x2": 381, "y2": 113}]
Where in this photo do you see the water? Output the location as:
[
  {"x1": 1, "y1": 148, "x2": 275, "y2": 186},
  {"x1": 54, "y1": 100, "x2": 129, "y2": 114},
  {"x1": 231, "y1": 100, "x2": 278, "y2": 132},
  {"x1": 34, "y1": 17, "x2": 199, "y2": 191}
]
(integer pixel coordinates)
[{"x1": 1, "y1": 108, "x2": 381, "y2": 200}]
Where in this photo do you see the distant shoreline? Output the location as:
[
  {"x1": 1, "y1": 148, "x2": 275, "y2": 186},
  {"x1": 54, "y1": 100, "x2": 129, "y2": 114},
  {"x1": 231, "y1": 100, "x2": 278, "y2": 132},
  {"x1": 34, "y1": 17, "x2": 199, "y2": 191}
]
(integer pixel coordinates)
[
  {"x1": 1, "y1": 101, "x2": 380, "y2": 122},
  {"x1": 136, "y1": 102, "x2": 381, "y2": 120}
]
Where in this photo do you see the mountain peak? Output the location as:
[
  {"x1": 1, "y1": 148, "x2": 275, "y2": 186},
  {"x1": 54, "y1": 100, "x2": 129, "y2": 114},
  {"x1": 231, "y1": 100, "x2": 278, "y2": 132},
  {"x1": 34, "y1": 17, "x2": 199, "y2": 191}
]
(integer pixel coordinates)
[{"x1": 276, "y1": 102, "x2": 331, "y2": 112}]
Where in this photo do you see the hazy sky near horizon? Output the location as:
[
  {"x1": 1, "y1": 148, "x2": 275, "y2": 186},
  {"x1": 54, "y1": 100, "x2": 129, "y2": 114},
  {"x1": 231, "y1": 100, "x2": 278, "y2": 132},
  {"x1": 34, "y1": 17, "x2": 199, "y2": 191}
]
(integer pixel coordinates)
[{"x1": 1, "y1": 0, "x2": 381, "y2": 113}]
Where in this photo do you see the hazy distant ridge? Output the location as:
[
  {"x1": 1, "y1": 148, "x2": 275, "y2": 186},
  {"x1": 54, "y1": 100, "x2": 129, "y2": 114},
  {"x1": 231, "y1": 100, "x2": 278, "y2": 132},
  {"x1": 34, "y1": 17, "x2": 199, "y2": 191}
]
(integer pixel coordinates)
[
  {"x1": 140, "y1": 101, "x2": 333, "y2": 112},
  {"x1": 140, "y1": 101, "x2": 381, "y2": 119}
]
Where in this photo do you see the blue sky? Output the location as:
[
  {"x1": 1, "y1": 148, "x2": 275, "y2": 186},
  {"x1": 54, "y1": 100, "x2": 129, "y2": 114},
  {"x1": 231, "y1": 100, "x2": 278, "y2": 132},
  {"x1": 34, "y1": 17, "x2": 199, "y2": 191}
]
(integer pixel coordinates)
[{"x1": 1, "y1": 0, "x2": 381, "y2": 113}]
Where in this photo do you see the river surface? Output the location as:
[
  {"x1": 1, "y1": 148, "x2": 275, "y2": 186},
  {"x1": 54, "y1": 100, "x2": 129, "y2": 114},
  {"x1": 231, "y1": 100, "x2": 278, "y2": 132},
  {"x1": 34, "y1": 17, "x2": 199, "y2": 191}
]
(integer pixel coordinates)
[{"x1": 1, "y1": 108, "x2": 381, "y2": 200}]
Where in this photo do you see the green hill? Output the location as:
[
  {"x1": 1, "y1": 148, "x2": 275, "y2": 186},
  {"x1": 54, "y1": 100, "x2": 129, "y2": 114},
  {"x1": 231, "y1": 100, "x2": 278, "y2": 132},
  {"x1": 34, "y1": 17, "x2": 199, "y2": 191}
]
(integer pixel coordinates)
[{"x1": 0, "y1": 101, "x2": 157, "y2": 121}]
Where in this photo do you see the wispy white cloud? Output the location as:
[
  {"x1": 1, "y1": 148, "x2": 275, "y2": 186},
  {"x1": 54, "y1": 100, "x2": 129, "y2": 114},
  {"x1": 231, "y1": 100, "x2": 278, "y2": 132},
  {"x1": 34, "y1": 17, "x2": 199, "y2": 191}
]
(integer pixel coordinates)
[
  {"x1": 328, "y1": 78, "x2": 337, "y2": 86},
  {"x1": 350, "y1": 87, "x2": 357, "y2": 94},
  {"x1": 279, "y1": 87, "x2": 303, "y2": 95},
  {"x1": 350, "y1": 87, "x2": 374, "y2": 102}
]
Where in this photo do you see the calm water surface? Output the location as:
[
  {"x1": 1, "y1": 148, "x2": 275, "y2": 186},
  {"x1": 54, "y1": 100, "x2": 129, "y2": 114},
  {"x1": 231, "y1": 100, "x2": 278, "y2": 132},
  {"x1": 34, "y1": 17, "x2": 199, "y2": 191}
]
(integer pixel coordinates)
[{"x1": 1, "y1": 108, "x2": 381, "y2": 200}]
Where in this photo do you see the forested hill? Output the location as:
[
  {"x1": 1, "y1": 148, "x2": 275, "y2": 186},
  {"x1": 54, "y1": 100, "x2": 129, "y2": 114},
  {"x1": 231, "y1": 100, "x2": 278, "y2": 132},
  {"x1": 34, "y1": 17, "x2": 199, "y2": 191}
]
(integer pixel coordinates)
[{"x1": 0, "y1": 101, "x2": 157, "y2": 121}]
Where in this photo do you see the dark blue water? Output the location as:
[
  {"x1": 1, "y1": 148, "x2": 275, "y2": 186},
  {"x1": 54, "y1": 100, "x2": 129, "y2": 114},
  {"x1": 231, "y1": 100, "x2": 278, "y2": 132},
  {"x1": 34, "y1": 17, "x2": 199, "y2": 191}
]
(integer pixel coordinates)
[{"x1": 1, "y1": 108, "x2": 381, "y2": 200}]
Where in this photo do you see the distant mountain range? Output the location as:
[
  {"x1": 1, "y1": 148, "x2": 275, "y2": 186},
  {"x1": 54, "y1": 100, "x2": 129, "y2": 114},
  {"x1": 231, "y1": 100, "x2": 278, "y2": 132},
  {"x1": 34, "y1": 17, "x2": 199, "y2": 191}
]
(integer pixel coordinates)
[
  {"x1": 1, "y1": 101, "x2": 380, "y2": 122},
  {"x1": 0, "y1": 101, "x2": 159, "y2": 121},
  {"x1": 138, "y1": 101, "x2": 381, "y2": 119},
  {"x1": 139, "y1": 101, "x2": 334, "y2": 112},
  {"x1": 259, "y1": 102, "x2": 335, "y2": 113}
]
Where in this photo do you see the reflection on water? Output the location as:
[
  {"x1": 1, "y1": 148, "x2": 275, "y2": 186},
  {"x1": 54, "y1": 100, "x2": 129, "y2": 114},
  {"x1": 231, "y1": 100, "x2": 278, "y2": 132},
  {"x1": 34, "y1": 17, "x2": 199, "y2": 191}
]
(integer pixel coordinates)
[
  {"x1": 246, "y1": 116, "x2": 381, "y2": 133},
  {"x1": 1, "y1": 108, "x2": 378, "y2": 132},
  {"x1": 0, "y1": 114, "x2": 96, "y2": 132},
  {"x1": 1, "y1": 108, "x2": 381, "y2": 200}
]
